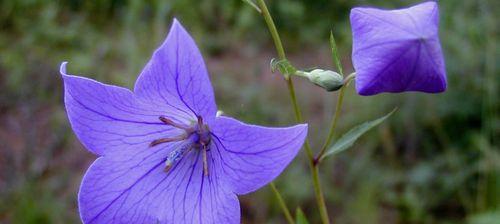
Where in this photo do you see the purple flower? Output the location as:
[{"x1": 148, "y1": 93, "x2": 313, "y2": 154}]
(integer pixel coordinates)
[
  {"x1": 350, "y1": 1, "x2": 447, "y2": 95},
  {"x1": 61, "y1": 19, "x2": 307, "y2": 224}
]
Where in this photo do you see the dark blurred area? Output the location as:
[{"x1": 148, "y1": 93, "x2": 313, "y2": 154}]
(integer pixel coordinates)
[{"x1": 0, "y1": 0, "x2": 498, "y2": 223}]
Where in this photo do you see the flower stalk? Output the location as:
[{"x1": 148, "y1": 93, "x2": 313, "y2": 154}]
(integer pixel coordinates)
[
  {"x1": 256, "y1": 0, "x2": 330, "y2": 223},
  {"x1": 315, "y1": 73, "x2": 355, "y2": 163},
  {"x1": 270, "y1": 183, "x2": 295, "y2": 224}
]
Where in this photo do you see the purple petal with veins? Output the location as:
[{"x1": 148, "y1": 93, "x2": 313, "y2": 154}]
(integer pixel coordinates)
[
  {"x1": 350, "y1": 1, "x2": 447, "y2": 95},
  {"x1": 61, "y1": 19, "x2": 308, "y2": 224},
  {"x1": 134, "y1": 19, "x2": 217, "y2": 123},
  {"x1": 210, "y1": 116, "x2": 307, "y2": 195}
]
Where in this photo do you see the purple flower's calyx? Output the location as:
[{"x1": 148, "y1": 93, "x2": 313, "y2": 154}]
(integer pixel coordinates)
[
  {"x1": 151, "y1": 116, "x2": 212, "y2": 175},
  {"x1": 296, "y1": 69, "x2": 344, "y2": 91}
]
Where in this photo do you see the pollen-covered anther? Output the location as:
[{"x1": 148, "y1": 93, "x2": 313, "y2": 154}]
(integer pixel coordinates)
[
  {"x1": 164, "y1": 144, "x2": 193, "y2": 173},
  {"x1": 202, "y1": 145, "x2": 209, "y2": 176}
]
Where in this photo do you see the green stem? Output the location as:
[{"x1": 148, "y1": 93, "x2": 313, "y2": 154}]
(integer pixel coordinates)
[
  {"x1": 286, "y1": 74, "x2": 329, "y2": 224},
  {"x1": 315, "y1": 74, "x2": 355, "y2": 162},
  {"x1": 294, "y1": 70, "x2": 309, "y2": 78},
  {"x1": 257, "y1": 0, "x2": 286, "y2": 61},
  {"x1": 256, "y1": 0, "x2": 330, "y2": 223},
  {"x1": 270, "y1": 182, "x2": 295, "y2": 224}
]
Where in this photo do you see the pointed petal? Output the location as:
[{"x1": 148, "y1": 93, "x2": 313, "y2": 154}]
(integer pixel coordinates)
[
  {"x1": 61, "y1": 62, "x2": 183, "y2": 156},
  {"x1": 210, "y1": 116, "x2": 307, "y2": 195},
  {"x1": 79, "y1": 143, "x2": 240, "y2": 224},
  {"x1": 134, "y1": 19, "x2": 217, "y2": 122},
  {"x1": 350, "y1": 2, "x2": 446, "y2": 95}
]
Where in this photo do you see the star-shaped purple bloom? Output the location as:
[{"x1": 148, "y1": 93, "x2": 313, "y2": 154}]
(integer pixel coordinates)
[
  {"x1": 350, "y1": 1, "x2": 447, "y2": 95},
  {"x1": 61, "y1": 19, "x2": 307, "y2": 224}
]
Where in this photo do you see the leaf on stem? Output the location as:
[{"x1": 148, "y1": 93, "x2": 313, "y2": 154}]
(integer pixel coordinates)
[
  {"x1": 295, "y1": 207, "x2": 310, "y2": 224},
  {"x1": 330, "y1": 31, "x2": 344, "y2": 76},
  {"x1": 270, "y1": 58, "x2": 297, "y2": 77},
  {"x1": 320, "y1": 108, "x2": 397, "y2": 161}
]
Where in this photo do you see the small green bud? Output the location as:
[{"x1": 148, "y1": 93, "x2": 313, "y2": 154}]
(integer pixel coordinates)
[{"x1": 302, "y1": 69, "x2": 344, "y2": 91}]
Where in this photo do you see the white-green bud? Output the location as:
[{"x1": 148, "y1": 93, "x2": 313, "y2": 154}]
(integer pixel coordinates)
[{"x1": 303, "y1": 69, "x2": 343, "y2": 91}]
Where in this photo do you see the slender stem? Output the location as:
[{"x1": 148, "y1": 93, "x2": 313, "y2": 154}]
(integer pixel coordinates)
[
  {"x1": 315, "y1": 74, "x2": 355, "y2": 162},
  {"x1": 256, "y1": 1, "x2": 296, "y2": 221},
  {"x1": 256, "y1": 1, "x2": 330, "y2": 223},
  {"x1": 286, "y1": 75, "x2": 329, "y2": 224},
  {"x1": 242, "y1": 0, "x2": 262, "y2": 13},
  {"x1": 318, "y1": 88, "x2": 345, "y2": 156},
  {"x1": 270, "y1": 182, "x2": 295, "y2": 224},
  {"x1": 294, "y1": 70, "x2": 309, "y2": 78},
  {"x1": 257, "y1": 0, "x2": 286, "y2": 60}
]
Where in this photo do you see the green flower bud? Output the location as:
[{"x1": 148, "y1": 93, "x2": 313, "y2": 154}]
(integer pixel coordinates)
[{"x1": 302, "y1": 69, "x2": 344, "y2": 91}]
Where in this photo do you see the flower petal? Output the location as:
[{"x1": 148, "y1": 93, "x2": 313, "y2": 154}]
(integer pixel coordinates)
[
  {"x1": 350, "y1": 1, "x2": 446, "y2": 95},
  {"x1": 210, "y1": 116, "x2": 307, "y2": 195},
  {"x1": 134, "y1": 19, "x2": 217, "y2": 122},
  {"x1": 61, "y1": 62, "x2": 183, "y2": 156},
  {"x1": 79, "y1": 143, "x2": 240, "y2": 224}
]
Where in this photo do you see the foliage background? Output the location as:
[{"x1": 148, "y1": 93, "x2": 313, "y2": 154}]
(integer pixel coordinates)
[{"x1": 0, "y1": 0, "x2": 498, "y2": 223}]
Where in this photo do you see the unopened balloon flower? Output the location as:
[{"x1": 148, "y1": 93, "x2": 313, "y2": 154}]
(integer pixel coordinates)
[
  {"x1": 350, "y1": 1, "x2": 447, "y2": 95},
  {"x1": 61, "y1": 19, "x2": 307, "y2": 224}
]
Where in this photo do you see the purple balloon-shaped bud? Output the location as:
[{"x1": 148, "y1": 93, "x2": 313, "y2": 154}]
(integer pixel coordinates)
[{"x1": 350, "y1": 1, "x2": 447, "y2": 95}]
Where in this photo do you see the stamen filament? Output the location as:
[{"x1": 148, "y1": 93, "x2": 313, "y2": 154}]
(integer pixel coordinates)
[
  {"x1": 159, "y1": 116, "x2": 192, "y2": 130},
  {"x1": 150, "y1": 134, "x2": 187, "y2": 147}
]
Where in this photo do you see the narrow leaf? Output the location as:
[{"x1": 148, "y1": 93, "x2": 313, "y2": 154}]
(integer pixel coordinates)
[
  {"x1": 321, "y1": 108, "x2": 397, "y2": 160},
  {"x1": 329, "y1": 31, "x2": 343, "y2": 76},
  {"x1": 295, "y1": 207, "x2": 310, "y2": 224},
  {"x1": 242, "y1": 0, "x2": 262, "y2": 13}
]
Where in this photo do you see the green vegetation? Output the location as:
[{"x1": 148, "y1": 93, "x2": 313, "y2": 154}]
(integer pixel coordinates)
[{"x1": 0, "y1": 0, "x2": 498, "y2": 223}]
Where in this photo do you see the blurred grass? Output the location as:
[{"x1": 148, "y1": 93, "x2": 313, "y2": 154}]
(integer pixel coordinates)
[{"x1": 0, "y1": 0, "x2": 498, "y2": 223}]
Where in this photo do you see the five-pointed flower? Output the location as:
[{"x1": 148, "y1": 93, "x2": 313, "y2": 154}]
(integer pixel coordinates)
[
  {"x1": 350, "y1": 1, "x2": 447, "y2": 95},
  {"x1": 61, "y1": 19, "x2": 307, "y2": 224}
]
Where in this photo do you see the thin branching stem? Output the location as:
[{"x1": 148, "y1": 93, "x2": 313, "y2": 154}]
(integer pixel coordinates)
[
  {"x1": 315, "y1": 73, "x2": 355, "y2": 163},
  {"x1": 270, "y1": 183, "x2": 295, "y2": 224},
  {"x1": 255, "y1": 0, "x2": 331, "y2": 223},
  {"x1": 242, "y1": 0, "x2": 262, "y2": 13}
]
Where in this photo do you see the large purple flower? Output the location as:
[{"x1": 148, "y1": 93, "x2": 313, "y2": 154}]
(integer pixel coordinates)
[
  {"x1": 350, "y1": 1, "x2": 447, "y2": 95},
  {"x1": 61, "y1": 19, "x2": 307, "y2": 224}
]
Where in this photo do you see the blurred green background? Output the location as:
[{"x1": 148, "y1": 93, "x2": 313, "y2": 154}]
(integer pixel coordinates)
[{"x1": 0, "y1": 0, "x2": 498, "y2": 223}]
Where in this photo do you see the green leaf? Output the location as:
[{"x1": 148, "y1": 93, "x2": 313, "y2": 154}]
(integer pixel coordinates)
[
  {"x1": 320, "y1": 108, "x2": 397, "y2": 161},
  {"x1": 295, "y1": 207, "x2": 310, "y2": 224},
  {"x1": 329, "y1": 31, "x2": 343, "y2": 76}
]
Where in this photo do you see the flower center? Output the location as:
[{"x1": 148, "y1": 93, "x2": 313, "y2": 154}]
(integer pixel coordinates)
[{"x1": 150, "y1": 116, "x2": 211, "y2": 175}]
